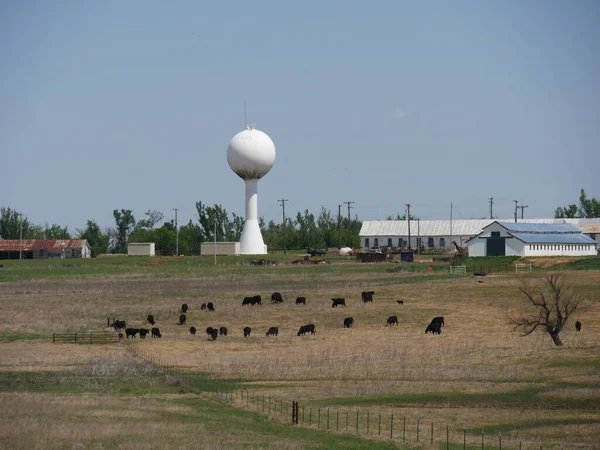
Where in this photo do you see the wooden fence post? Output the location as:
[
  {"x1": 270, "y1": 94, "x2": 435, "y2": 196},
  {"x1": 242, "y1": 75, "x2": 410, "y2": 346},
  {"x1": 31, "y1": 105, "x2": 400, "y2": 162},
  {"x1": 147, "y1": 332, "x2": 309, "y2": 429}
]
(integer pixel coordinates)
[
  {"x1": 367, "y1": 411, "x2": 370, "y2": 434},
  {"x1": 356, "y1": 411, "x2": 359, "y2": 434},
  {"x1": 318, "y1": 408, "x2": 321, "y2": 429},
  {"x1": 390, "y1": 414, "x2": 393, "y2": 439},
  {"x1": 327, "y1": 408, "x2": 330, "y2": 430},
  {"x1": 403, "y1": 417, "x2": 406, "y2": 442},
  {"x1": 417, "y1": 417, "x2": 420, "y2": 442},
  {"x1": 431, "y1": 420, "x2": 434, "y2": 445},
  {"x1": 336, "y1": 409, "x2": 339, "y2": 430}
]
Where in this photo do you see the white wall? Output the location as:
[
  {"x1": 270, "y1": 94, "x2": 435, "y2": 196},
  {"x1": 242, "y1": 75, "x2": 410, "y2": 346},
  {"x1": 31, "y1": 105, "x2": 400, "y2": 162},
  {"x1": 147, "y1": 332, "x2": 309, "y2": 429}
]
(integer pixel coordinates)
[
  {"x1": 361, "y1": 235, "x2": 472, "y2": 250},
  {"x1": 465, "y1": 239, "x2": 485, "y2": 257},
  {"x1": 523, "y1": 243, "x2": 597, "y2": 257},
  {"x1": 505, "y1": 237, "x2": 524, "y2": 256},
  {"x1": 127, "y1": 243, "x2": 156, "y2": 256},
  {"x1": 200, "y1": 242, "x2": 241, "y2": 256}
]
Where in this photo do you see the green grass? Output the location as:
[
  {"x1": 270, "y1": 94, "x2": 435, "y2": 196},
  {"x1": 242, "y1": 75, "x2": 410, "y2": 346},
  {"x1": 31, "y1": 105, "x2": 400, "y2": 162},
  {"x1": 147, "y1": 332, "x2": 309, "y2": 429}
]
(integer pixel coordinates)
[
  {"x1": 0, "y1": 333, "x2": 47, "y2": 342},
  {"x1": 565, "y1": 255, "x2": 600, "y2": 270}
]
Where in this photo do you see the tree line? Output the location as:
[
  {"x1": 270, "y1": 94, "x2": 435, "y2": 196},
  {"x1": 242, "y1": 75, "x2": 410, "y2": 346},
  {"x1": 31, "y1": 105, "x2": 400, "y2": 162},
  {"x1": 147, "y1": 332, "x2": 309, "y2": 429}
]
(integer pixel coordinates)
[{"x1": 0, "y1": 203, "x2": 362, "y2": 257}]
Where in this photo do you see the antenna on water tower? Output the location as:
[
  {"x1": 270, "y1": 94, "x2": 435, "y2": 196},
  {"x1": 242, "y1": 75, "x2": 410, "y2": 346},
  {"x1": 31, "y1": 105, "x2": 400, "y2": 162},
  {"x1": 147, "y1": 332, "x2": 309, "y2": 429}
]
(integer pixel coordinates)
[{"x1": 244, "y1": 100, "x2": 247, "y2": 129}]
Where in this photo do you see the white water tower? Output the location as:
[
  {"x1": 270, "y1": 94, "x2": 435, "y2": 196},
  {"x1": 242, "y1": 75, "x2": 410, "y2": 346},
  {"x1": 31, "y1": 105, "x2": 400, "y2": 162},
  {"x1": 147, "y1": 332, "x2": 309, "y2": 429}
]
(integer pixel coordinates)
[{"x1": 227, "y1": 124, "x2": 276, "y2": 254}]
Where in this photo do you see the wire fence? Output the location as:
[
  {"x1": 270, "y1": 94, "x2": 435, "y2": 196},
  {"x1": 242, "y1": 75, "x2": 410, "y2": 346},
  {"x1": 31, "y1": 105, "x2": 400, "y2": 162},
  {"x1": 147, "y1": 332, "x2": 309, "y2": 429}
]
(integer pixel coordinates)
[{"x1": 123, "y1": 342, "x2": 590, "y2": 450}]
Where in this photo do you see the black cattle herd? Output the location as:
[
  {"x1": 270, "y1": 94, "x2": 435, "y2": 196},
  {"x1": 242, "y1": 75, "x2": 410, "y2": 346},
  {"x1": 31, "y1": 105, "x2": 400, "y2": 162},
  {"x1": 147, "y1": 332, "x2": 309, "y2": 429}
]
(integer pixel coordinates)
[{"x1": 110, "y1": 291, "x2": 582, "y2": 341}]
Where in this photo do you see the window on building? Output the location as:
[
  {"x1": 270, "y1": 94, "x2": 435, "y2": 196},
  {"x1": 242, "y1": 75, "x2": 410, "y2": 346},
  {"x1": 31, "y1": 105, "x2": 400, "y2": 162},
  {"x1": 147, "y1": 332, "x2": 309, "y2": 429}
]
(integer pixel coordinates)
[
  {"x1": 388, "y1": 238, "x2": 393, "y2": 247},
  {"x1": 439, "y1": 238, "x2": 446, "y2": 248},
  {"x1": 374, "y1": 238, "x2": 379, "y2": 247},
  {"x1": 416, "y1": 238, "x2": 422, "y2": 249},
  {"x1": 491, "y1": 231, "x2": 500, "y2": 237},
  {"x1": 428, "y1": 237, "x2": 434, "y2": 248},
  {"x1": 365, "y1": 238, "x2": 369, "y2": 248}
]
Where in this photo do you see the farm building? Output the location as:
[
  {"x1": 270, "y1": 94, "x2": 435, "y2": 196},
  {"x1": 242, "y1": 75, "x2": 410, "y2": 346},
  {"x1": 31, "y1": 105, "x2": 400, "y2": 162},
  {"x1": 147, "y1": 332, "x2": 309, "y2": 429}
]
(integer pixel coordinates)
[
  {"x1": 127, "y1": 243, "x2": 155, "y2": 256},
  {"x1": 0, "y1": 239, "x2": 91, "y2": 259},
  {"x1": 465, "y1": 222, "x2": 597, "y2": 257},
  {"x1": 359, "y1": 218, "x2": 600, "y2": 251}
]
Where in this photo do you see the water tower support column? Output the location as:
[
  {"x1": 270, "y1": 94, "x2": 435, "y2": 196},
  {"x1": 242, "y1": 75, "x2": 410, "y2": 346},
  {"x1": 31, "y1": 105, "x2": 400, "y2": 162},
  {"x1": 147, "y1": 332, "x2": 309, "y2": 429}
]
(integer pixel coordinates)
[{"x1": 240, "y1": 179, "x2": 267, "y2": 254}]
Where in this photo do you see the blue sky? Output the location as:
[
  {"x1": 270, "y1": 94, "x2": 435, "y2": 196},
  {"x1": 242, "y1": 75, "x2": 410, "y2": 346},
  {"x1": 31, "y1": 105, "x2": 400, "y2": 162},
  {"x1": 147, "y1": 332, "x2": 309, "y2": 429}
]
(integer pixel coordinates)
[{"x1": 1, "y1": 0, "x2": 598, "y2": 232}]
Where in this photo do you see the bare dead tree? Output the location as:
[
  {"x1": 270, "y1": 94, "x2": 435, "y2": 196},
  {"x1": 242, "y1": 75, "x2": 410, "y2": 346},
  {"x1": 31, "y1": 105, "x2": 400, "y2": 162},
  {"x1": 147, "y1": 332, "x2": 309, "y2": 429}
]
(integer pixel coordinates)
[{"x1": 511, "y1": 272, "x2": 586, "y2": 346}]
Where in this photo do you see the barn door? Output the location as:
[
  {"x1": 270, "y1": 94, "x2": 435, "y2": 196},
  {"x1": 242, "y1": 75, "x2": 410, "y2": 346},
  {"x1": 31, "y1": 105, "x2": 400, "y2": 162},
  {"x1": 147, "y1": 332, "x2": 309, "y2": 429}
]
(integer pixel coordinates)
[{"x1": 487, "y1": 238, "x2": 506, "y2": 256}]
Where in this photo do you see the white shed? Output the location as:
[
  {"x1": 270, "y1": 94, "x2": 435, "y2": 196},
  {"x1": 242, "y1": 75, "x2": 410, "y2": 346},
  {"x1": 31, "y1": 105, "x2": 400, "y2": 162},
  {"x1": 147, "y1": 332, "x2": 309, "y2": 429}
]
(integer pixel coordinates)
[
  {"x1": 465, "y1": 222, "x2": 597, "y2": 257},
  {"x1": 127, "y1": 243, "x2": 156, "y2": 256}
]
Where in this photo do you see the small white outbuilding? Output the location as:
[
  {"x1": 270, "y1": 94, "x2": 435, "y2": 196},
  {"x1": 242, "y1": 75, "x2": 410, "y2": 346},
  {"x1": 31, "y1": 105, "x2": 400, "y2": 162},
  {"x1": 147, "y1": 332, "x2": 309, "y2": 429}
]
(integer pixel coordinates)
[
  {"x1": 465, "y1": 222, "x2": 597, "y2": 257},
  {"x1": 127, "y1": 243, "x2": 155, "y2": 256}
]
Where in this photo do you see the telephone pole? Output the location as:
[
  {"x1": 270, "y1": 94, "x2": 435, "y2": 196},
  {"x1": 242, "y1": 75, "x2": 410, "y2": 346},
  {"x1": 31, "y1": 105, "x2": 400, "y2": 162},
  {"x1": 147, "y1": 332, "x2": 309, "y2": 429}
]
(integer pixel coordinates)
[
  {"x1": 173, "y1": 208, "x2": 178, "y2": 256},
  {"x1": 449, "y1": 202, "x2": 453, "y2": 250},
  {"x1": 406, "y1": 203, "x2": 412, "y2": 250},
  {"x1": 518, "y1": 205, "x2": 529, "y2": 220},
  {"x1": 343, "y1": 201, "x2": 355, "y2": 247},
  {"x1": 278, "y1": 199, "x2": 289, "y2": 254},
  {"x1": 338, "y1": 204, "x2": 342, "y2": 249},
  {"x1": 19, "y1": 213, "x2": 23, "y2": 260},
  {"x1": 513, "y1": 200, "x2": 519, "y2": 223},
  {"x1": 489, "y1": 197, "x2": 494, "y2": 219}
]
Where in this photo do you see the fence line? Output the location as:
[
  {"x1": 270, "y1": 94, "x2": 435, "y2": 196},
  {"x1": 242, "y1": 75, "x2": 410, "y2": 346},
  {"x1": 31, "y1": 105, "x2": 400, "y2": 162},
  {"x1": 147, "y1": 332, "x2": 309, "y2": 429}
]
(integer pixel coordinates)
[
  {"x1": 123, "y1": 342, "x2": 580, "y2": 450},
  {"x1": 52, "y1": 331, "x2": 120, "y2": 344}
]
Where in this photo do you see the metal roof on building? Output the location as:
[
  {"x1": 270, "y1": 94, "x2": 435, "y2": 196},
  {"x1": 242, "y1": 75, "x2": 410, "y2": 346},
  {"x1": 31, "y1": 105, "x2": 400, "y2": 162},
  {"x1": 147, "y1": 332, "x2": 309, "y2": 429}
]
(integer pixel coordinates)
[
  {"x1": 0, "y1": 239, "x2": 88, "y2": 252},
  {"x1": 359, "y1": 218, "x2": 600, "y2": 237},
  {"x1": 511, "y1": 233, "x2": 597, "y2": 244},
  {"x1": 496, "y1": 222, "x2": 581, "y2": 234}
]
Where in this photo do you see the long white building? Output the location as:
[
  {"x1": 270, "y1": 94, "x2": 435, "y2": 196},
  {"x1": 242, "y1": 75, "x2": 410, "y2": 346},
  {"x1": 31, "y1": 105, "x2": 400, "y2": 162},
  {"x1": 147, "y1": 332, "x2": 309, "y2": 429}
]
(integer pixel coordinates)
[{"x1": 359, "y1": 218, "x2": 600, "y2": 251}]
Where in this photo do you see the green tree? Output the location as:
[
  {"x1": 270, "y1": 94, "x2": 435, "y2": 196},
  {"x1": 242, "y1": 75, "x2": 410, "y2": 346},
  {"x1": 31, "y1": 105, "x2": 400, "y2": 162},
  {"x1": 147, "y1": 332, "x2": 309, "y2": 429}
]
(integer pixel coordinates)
[
  {"x1": 76, "y1": 220, "x2": 110, "y2": 257},
  {"x1": 0, "y1": 207, "x2": 33, "y2": 239},
  {"x1": 112, "y1": 209, "x2": 136, "y2": 253},
  {"x1": 41, "y1": 223, "x2": 71, "y2": 239},
  {"x1": 555, "y1": 189, "x2": 600, "y2": 218}
]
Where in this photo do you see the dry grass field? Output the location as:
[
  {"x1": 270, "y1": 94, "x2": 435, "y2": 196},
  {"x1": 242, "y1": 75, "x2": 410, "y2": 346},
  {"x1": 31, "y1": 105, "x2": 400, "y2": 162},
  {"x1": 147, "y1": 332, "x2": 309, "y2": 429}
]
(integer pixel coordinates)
[{"x1": 0, "y1": 255, "x2": 599, "y2": 449}]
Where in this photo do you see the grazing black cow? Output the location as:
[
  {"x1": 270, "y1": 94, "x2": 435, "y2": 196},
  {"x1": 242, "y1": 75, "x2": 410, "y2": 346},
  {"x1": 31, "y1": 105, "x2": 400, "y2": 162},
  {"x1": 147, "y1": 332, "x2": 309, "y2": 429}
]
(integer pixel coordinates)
[
  {"x1": 361, "y1": 291, "x2": 375, "y2": 303},
  {"x1": 396, "y1": 300, "x2": 404, "y2": 305},
  {"x1": 332, "y1": 298, "x2": 346, "y2": 308},
  {"x1": 189, "y1": 326, "x2": 196, "y2": 335},
  {"x1": 431, "y1": 316, "x2": 444, "y2": 327},
  {"x1": 425, "y1": 322, "x2": 442, "y2": 334},
  {"x1": 201, "y1": 303, "x2": 207, "y2": 310},
  {"x1": 125, "y1": 328, "x2": 139, "y2": 339},
  {"x1": 208, "y1": 328, "x2": 218, "y2": 340},
  {"x1": 297, "y1": 324, "x2": 316, "y2": 336},
  {"x1": 219, "y1": 327, "x2": 228, "y2": 336},
  {"x1": 147, "y1": 314, "x2": 155, "y2": 325},
  {"x1": 207, "y1": 302, "x2": 215, "y2": 312},
  {"x1": 386, "y1": 316, "x2": 398, "y2": 326},
  {"x1": 179, "y1": 314, "x2": 186, "y2": 325},
  {"x1": 295, "y1": 297, "x2": 306, "y2": 305},
  {"x1": 243, "y1": 326, "x2": 251, "y2": 337},
  {"x1": 151, "y1": 327, "x2": 162, "y2": 338},
  {"x1": 181, "y1": 303, "x2": 189, "y2": 314},
  {"x1": 242, "y1": 297, "x2": 254, "y2": 306},
  {"x1": 575, "y1": 320, "x2": 582, "y2": 332},
  {"x1": 252, "y1": 295, "x2": 262, "y2": 306},
  {"x1": 271, "y1": 292, "x2": 283, "y2": 304},
  {"x1": 343, "y1": 317, "x2": 354, "y2": 328},
  {"x1": 266, "y1": 327, "x2": 279, "y2": 336},
  {"x1": 139, "y1": 328, "x2": 149, "y2": 339},
  {"x1": 111, "y1": 319, "x2": 126, "y2": 330}
]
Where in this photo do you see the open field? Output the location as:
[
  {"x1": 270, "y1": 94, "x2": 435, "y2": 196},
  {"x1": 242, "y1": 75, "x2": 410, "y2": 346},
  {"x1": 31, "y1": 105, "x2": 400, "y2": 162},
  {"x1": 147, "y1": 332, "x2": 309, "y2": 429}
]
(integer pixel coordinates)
[{"x1": 1, "y1": 255, "x2": 599, "y2": 448}]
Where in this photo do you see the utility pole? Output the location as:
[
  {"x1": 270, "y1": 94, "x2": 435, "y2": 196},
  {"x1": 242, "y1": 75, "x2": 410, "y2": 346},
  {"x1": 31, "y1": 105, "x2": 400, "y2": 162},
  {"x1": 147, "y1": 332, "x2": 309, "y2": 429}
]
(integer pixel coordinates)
[
  {"x1": 343, "y1": 201, "x2": 354, "y2": 247},
  {"x1": 173, "y1": 208, "x2": 179, "y2": 256},
  {"x1": 214, "y1": 221, "x2": 217, "y2": 265},
  {"x1": 406, "y1": 203, "x2": 412, "y2": 250},
  {"x1": 338, "y1": 204, "x2": 342, "y2": 249},
  {"x1": 518, "y1": 205, "x2": 529, "y2": 220},
  {"x1": 278, "y1": 199, "x2": 289, "y2": 254},
  {"x1": 449, "y1": 202, "x2": 453, "y2": 250},
  {"x1": 513, "y1": 200, "x2": 519, "y2": 223},
  {"x1": 489, "y1": 197, "x2": 494, "y2": 220},
  {"x1": 19, "y1": 213, "x2": 23, "y2": 260}
]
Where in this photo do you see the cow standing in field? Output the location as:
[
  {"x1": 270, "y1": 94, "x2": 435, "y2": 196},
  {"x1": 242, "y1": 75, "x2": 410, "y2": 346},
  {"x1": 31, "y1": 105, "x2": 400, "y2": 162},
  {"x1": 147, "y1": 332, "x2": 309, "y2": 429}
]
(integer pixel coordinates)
[
  {"x1": 151, "y1": 327, "x2": 162, "y2": 338},
  {"x1": 386, "y1": 316, "x2": 398, "y2": 326},
  {"x1": 209, "y1": 328, "x2": 218, "y2": 341},
  {"x1": 297, "y1": 324, "x2": 316, "y2": 336},
  {"x1": 332, "y1": 298, "x2": 346, "y2": 308},
  {"x1": 266, "y1": 327, "x2": 279, "y2": 336},
  {"x1": 243, "y1": 327, "x2": 252, "y2": 337},
  {"x1": 242, "y1": 297, "x2": 253, "y2": 306},
  {"x1": 201, "y1": 303, "x2": 207, "y2": 310},
  {"x1": 179, "y1": 314, "x2": 186, "y2": 325},
  {"x1": 219, "y1": 327, "x2": 228, "y2": 336},
  {"x1": 147, "y1": 315, "x2": 155, "y2": 325},
  {"x1": 111, "y1": 319, "x2": 126, "y2": 331},
  {"x1": 189, "y1": 327, "x2": 196, "y2": 335},
  {"x1": 431, "y1": 316, "x2": 444, "y2": 327},
  {"x1": 425, "y1": 322, "x2": 442, "y2": 334},
  {"x1": 343, "y1": 317, "x2": 354, "y2": 328},
  {"x1": 361, "y1": 291, "x2": 375, "y2": 303},
  {"x1": 139, "y1": 328, "x2": 149, "y2": 339},
  {"x1": 125, "y1": 328, "x2": 139, "y2": 339},
  {"x1": 575, "y1": 320, "x2": 582, "y2": 332},
  {"x1": 252, "y1": 295, "x2": 262, "y2": 306},
  {"x1": 181, "y1": 304, "x2": 189, "y2": 314},
  {"x1": 295, "y1": 297, "x2": 306, "y2": 305},
  {"x1": 271, "y1": 292, "x2": 284, "y2": 304},
  {"x1": 207, "y1": 302, "x2": 215, "y2": 312}
]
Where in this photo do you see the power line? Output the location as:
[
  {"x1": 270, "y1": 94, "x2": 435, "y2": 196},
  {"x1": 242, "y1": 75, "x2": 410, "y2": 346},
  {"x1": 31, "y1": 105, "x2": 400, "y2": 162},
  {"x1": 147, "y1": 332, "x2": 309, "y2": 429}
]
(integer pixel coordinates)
[
  {"x1": 406, "y1": 203, "x2": 412, "y2": 250},
  {"x1": 173, "y1": 208, "x2": 179, "y2": 256},
  {"x1": 338, "y1": 204, "x2": 342, "y2": 249},
  {"x1": 518, "y1": 205, "x2": 529, "y2": 220},
  {"x1": 343, "y1": 201, "x2": 355, "y2": 222}
]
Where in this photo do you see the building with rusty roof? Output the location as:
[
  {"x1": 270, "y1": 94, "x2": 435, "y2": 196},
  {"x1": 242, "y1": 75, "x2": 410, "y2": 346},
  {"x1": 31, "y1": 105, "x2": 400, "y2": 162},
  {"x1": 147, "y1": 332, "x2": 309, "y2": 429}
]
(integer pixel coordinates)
[{"x1": 0, "y1": 239, "x2": 91, "y2": 259}]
